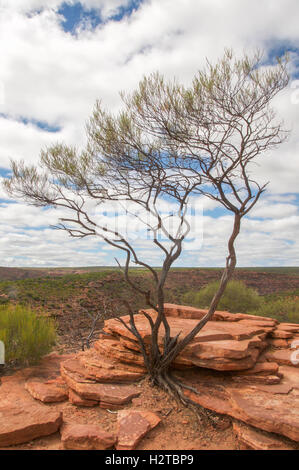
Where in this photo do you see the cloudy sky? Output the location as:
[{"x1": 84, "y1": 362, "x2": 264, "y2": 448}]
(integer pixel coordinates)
[{"x1": 0, "y1": 0, "x2": 299, "y2": 268}]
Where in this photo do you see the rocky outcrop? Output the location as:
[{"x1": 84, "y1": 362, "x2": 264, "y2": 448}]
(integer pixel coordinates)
[
  {"x1": 102, "y1": 309, "x2": 275, "y2": 371},
  {"x1": 1, "y1": 304, "x2": 298, "y2": 449},
  {"x1": 61, "y1": 367, "x2": 141, "y2": 408},
  {"x1": 161, "y1": 304, "x2": 278, "y2": 325},
  {"x1": 178, "y1": 366, "x2": 299, "y2": 442},
  {"x1": 60, "y1": 356, "x2": 142, "y2": 408}
]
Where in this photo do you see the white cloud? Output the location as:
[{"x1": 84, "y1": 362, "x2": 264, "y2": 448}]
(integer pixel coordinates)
[
  {"x1": 1, "y1": 0, "x2": 299, "y2": 266},
  {"x1": 0, "y1": 0, "x2": 132, "y2": 18}
]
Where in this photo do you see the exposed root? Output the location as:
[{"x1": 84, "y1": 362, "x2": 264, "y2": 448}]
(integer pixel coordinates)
[{"x1": 150, "y1": 370, "x2": 219, "y2": 427}]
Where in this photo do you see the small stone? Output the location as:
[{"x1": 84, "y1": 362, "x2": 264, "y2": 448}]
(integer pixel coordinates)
[
  {"x1": 116, "y1": 410, "x2": 161, "y2": 450},
  {"x1": 61, "y1": 424, "x2": 115, "y2": 450}
]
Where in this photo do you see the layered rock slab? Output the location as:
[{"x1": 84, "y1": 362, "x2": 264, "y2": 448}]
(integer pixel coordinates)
[
  {"x1": 0, "y1": 404, "x2": 62, "y2": 447},
  {"x1": 25, "y1": 377, "x2": 68, "y2": 403},
  {"x1": 61, "y1": 358, "x2": 141, "y2": 408},
  {"x1": 0, "y1": 353, "x2": 69, "y2": 446},
  {"x1": 233, "y1": 421, "x2": 298, "y2": 450},
  {"x1": 62, "y1": 350, "x2": 146, "y2": 383},
  {"x1": 68, "y1": 389, "x2": 98, "y2": 407},
  {"x1": 161, "y1": 304, "x2": 278, "y2": 324},
  {"x1": 61, "y1": 424, "x2": 115, "y2": 450},
  {"x1": 104, "y1": 313, "x2": 273, "y2": 343},
  {"x1": 103, "y1": 312, "x2": 272, "y2": 371},
  {"x1": 178, "y1": 368, "x2": 299, "y2": 442},
  {"x1": 265, "y1": 349, "x2": 299, "y2": 367}
]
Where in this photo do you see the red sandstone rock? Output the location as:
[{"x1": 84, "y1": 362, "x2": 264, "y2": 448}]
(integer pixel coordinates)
[
  {"x1": 190, "y1": 335, "x2": 266, "y2": 359},
  {"x1": 268, "y1": 338, "x2": 289, "y2": 348},
  {"x1": 93, "y1": 339, "x2": 147, "y2": 370},
  {"x1": 181, "y1": 369, "x2": 299, "y2": 441},
  {"x1": 103, "y1": 313, "x2": 271, "y2": 371},
  {"x1": 159, "y1": 303, "x2": 278, "y2": 326},
  {"x1": 271, "y1": 330, "x2": 293, "y2": 339},
  {"x1": 68, "y1": 389, "x2": 98, "y2": 407},
  {"x1": 0, "y1": 353, "x2": 71, "y2": 446},
  {"x1": 265, "y1": 349, "x2": 299, "y2": 367},
  {"x1": 231, "y1": 361, "x2": 279, "y2": 376},
  {"x1": 159, "y1": 304, "x2": 278, "y2": 324},
  {"x1": 62, "y1": 352, "x2": 145, "y2": 383},
  {"x1": 156, "y1": 304, "x2": 210, "y2": 320},
  {"x1": 229, "y1": 313, "x2": 278, "y2": 324},
  {"x1": 104, "y1": 313, "x2": 271, "y2": 344},
  {"x1": 230, "y1": 374, "x2": 281, "y2": 385},
  {"x1": 116, "y1": 410, "x2": 161, "y2": 450},
  {"x1": 82, "y1": 346, "x2": 146, "y2": 374},
  {"x1": 61, "y1": 424, "x2": 115, "y2": 450},
  {"x1": 1, "y1": 304, "x2": 298, "y2": 450},
  {"x1": 25, "y1": 378, "x2": 68, "y2": 403},
  {"x1": 288, "y1": 335, "x2": 299, "y2": 348},
  {"x1": 61, "y1": 365, "x2": 141, "y2": 406},
  {"x1": 237, "y1": 319, "x2": 277, "y2": 329},
  {"x1": 279, "y1": 365, "x2": 299, "y2": 390},
  {"x1": 233, "y1": 421, "x2": 297, "y2": 450},
  {"x1": 0, "y1": 404, "x2": 62, "y2": 447},
  {"x1": 277, "y1": 324, "x2": 299, "y2": 334}
]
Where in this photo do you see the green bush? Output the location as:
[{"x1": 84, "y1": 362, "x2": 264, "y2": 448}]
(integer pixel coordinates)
[
  {"x1": 0, "y1": 303, "x2": 56, "y2": 365},
  {"x1": 182, "y1": 280, "x2": 262, "y2": 313},
  {"x1": 250, "y1": 297, "x2": 299, "y2": 323}
]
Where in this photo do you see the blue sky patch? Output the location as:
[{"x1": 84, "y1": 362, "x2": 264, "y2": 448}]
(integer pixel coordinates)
[
  {"x1": 0, "y1": 168, "x2": 12, "y2": 178},
  {"x1": 265, "y1": 41, "x2": 299, "y2": 77},
  {"x1": 0, "y1": 113, "x2": 61, "y2": 133},
  {"x1": 21, "y1": 117, "x2": 61, "y2": 133},
  {"x1": 58, "y1": 1, "x2": 143, "y2": 34},
  {"x1": 58, "y1": 2, "x2": 102, "y2": 33},
  {"x1": 110, "y1": 0, "x2": 143, "y2": 22}
]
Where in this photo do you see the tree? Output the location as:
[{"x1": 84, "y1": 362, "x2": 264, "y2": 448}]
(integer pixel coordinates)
[{"x1": 4, "y1": 49, "x2": 289, "y2": 405}]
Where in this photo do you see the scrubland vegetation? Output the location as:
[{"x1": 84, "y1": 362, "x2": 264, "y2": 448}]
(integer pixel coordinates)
[
  {"x1": 0, "y1": 303, "x2": 56, "y2": 365},
  {"x1": 182, "y1": 279, "x2": 299, "y2": 323},
  {"x1": 0, "y1": 267, "x2": 298, "y2": 367}
]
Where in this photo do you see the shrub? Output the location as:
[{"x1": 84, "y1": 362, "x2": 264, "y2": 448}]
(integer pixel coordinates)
[
  {"x1": 250, "y1": 297, "x2": 299, "y2": 323},
  {"x1": 0, "y1": 303, "x2": 56, "y2": 365},
  {"x1": 182, "y1": 280, "x2": 262, "y2": 313}
]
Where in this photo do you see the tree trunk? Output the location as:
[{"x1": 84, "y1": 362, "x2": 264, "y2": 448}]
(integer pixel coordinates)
[{"x1": 145, "y1": 214, "x2": 241, "y2": 391}]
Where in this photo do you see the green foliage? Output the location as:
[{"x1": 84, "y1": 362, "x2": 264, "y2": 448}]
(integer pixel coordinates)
[
  {"x1": 0, "y1": 304, "x2": 56, "y2": 365},
  {"x1": 250, "y1": 297, "x2": 299, "y2": 323},
  {"x1": 182, "y1": 280, "x2": 262, "y2": 313},
  {"x1": 0, "y1": 270, "x2": 111, "y2": 306},
  {"x1": 182, "y1": 279, "x2": 299, "y2": 323}
]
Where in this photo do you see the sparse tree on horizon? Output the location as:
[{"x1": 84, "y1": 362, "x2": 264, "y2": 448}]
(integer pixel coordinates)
[{"x1": 4, "y1": 49, "x2": 289, "y2": 407}]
